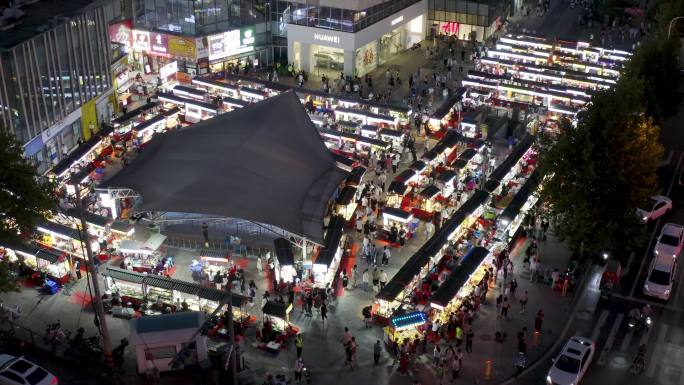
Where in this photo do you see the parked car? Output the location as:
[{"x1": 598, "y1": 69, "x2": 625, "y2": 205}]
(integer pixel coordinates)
[
  {"x1": 654, "y1": 223, "x2": 684, "y2": 259},
  {"x1": 547, "y1": 336, "x2": 595, "y2": 385},
  {"x1": 0, "y1": 355, "x2": 57, "y2": 385},
  {"x1": 644, "y1": 254, "x2": 677, "y2": 300},
  {"x1": 636, "y1": 195, "x2": 672, "y2": 223}
]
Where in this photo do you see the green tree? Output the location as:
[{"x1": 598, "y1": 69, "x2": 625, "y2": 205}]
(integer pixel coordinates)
[
  {"x1": 538, "y1": 85, "x2": 663, "y2": 257},
  {"x1": 0, "y1": 128, "x2": 56, "y2": 289}
]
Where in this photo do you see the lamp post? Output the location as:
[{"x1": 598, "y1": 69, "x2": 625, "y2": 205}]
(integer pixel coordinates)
[
  {"x1": 667, "y1": 16, "x2": 684, "y2": 39},
  {"x1": 72, "y1": 181, "x2": 114, "y2": 366}
]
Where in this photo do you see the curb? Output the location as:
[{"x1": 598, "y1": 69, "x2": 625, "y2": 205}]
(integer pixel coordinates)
[{"x1": 497, "y1": 261, "x2": 593, "y2": 385}]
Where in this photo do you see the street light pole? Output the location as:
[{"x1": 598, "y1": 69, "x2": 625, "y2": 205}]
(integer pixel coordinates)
[
  {"x1": 73, "y1": 182, "x2": 114, "y2": 366},
  {"x1": 667, "y1": 16, "x2": 684, "y2": 39}
]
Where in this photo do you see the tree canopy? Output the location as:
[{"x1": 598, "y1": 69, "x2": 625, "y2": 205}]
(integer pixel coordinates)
[
  {"x1": 0, "y1": 129, "x2": 55, "y2": 251},
  {"x1": 538, "y1": 9, "x2": 677, "y2": 256}
]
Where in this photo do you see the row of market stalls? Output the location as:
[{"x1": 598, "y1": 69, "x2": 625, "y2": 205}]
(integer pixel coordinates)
[
  {"x1": 375, "y1": 134, "x2": 542, "y2": 345},
  {"x1": 381, "y1": 130, "x2": 486, "y2": 231},
  {"x1": 461, "y1": 33, "x2": 628, "y2": 124}
]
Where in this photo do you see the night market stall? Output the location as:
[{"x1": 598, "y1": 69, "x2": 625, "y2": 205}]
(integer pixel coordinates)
[{"x1": 0, "y1": 242, "x2": 71, "y2": 285}]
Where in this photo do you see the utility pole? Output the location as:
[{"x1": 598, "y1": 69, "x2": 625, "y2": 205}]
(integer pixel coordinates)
[{"x1": 73, "y1": 182, "x2": 114, "y2": 366}]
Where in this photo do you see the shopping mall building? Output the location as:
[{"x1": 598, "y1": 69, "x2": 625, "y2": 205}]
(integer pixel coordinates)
[{"x1": 279, "y1": 0, "x2": 428, "y2": 78}]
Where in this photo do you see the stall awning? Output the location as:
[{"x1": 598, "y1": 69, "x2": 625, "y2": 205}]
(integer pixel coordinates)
[
  {"x1": 338, "y1": 186, "x2": 357, "y2": 206},
  {"x1": 143, "y1": 233, "x2": 167, "y2": 251},
  {"x1": 37, "y1": 221, "x2": 80, "y2": 240},
  {"x1": 431, "y1": 88, "x2": 466, "y2": 120},
  {"x1": 395, "y1": 169, "x2": 416, "y2": 183},
  {"x1": 436, "y1": 170, "x2": 456, "y2": 185},
  {"x1": 112, "y1": 102, "x2": 158, "y2": 126},
  {"x1": 222, "y1": 96, "x2": 249, "y2": 108},
  {"x1": 501, "y1": 171, "x2": 541, "y2": 222},
  {"x1": 173, "y1": 85, "x2": 206, "y2": 98},
  {"x1": 273, "y1": 237, "x2": 295, "y2": 266},
  {"x1": 144, "y1": 275, "x2": 175, "y2": 290},
  {"x1": 192, "y1": 77, "x2": 241, "y2": 92},
  {"x1": 103, "y1": 91, "x2": 348, "y2": 244},
  {"x1": 332, "y1": 153, "x2": 355, "y2": 170},
  {"x1": 35, "y1": 247, "x2": 62, "y2": 263},
  {"x1": 388, "y1": 180, "x2": 408, "y2": 195},
  {"x1": 382, "y1": 207, "x2": 412, "y2": 221},
  {"x1": 316, "y1": 215, "x2": 344, "y2": 267},
  {"x1": 459, "y1": 190, "x2": 490, "y2": 216},
  {"x1": 441, "y1": 130, "x2": 462, "y2": 147},
  {"x1": 263, "y1": 301, "x2": 291, "y2": 319},
  {"x1": 379, "y1": 128, "x2": 402, "y2": 138},
  {"x1": 172, "y1": 279, "x2": 201, "y2": 296},
  {"x1": 222, "y1": 74, "x2": 291, "y2": 92},
  {"x1": 64, "y1": 208, "x2": 110, "y2": 229},
  {"x1": 390, "y1": 311, "x2": 427, "y2": 331},
  {"x1": 110, "y1": 220, "x2": 134, "y2": 236},
  {"x1": 198, "y1": 287, "x2": 230, "y2": 302},
  {"x1": 458, "y1": 148, "x2": 477, "y2": 162},
  {"x1": 487, "y1": 134, "x2": 533, "y2": 187},
  {"x1": 430, "y1": 247, "x2": 489, "y2": 308},
  {"x1": 376, "y1": 234, "x2": 447, "y2": 301},
  {"x1": 345, "y1": 167, "x2": 366, "y2": 186},
  {"x1": 104, "y1": 266, "x2": 146, "y2": 284},
  {"x1": 420, "y1": 185, "x2": 440, "y2": 199}
]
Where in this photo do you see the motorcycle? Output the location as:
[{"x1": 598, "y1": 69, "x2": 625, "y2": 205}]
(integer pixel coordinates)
[{"x1": 303, "y1": 365, "x2": 312, "y2": 384}]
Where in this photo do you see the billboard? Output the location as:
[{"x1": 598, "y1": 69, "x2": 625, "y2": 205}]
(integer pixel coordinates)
[
  {"x1": 168, "y1": 36, "x2": 196, "y2": 58},
  {"x1": 132, "y1": 30, "x2": 150, "y2": 51}
]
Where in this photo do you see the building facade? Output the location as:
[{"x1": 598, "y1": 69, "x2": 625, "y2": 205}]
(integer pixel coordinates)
[
  {"x1": 277, "y1": 0, "x2": 428, "y2": 77},
  {"x1": 129, "y1": 0, "x2": 272, "y2": 77},
  {"x1": 428, "y1": 0, "x2": 509, "y2": 42},
  {"x1": 0, "y1": 0, "x2": 123, "y2": 173}
]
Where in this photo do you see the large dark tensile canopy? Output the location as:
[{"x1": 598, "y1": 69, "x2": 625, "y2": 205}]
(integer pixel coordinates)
[{"x1": 105, "y1": 90, "x2": 347, "y2": 243}]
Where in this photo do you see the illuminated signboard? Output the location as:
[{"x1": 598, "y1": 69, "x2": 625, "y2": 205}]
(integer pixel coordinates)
[
  {"x1": 440, "y1": 22, "x2": 460, "y2": 35},
  {"x1": 132, "y1": 30, "x2": 150, "y2": 51},
  {"x1": 149, "y1": 33, "x2": 170, "y2": 57}
]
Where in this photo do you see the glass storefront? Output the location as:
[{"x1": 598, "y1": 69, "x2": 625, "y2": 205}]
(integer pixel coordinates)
[
  {"x1": 310, "y1": 45, "x2": 345, "y2": 77},
  {"x1": 379, "y1": 28, "x2": 406, "y2": 65}
]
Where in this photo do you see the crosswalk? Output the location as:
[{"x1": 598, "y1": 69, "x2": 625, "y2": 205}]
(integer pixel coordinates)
[{"x1": 586, "y1": 309, "x2": 684, "y2": 384}]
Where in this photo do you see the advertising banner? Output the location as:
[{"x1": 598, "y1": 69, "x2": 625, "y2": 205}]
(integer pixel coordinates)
[
  {"x1": 109, "y1": 20, "x2": 133, "y2": 51},
  {"x1": 168, "y1": 36, "x2": 196, "y2": 58},
  {"x1": 132, "y1": 30, "x2": 150, "y2": 51},
  {"x1": 150, "y1": 32, "x2": 169, "y2": 56}
]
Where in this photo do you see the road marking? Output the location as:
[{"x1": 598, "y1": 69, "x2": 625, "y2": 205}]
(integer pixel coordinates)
[
  {"x1": 590, "y1": 309, "x2": 610, "y2": 341},
  {"x1": 646, "y1": 323, "x2": 669, "y2": 377},
  {"x1": 597, "y1": 313, "x2": 624, "y2": 365},
  {"x1": 631, "y1": 152, "x2": 684, "y2": 297},
  {"x1": 611, "y1": 293, "x2": 684, "y2": 313}
]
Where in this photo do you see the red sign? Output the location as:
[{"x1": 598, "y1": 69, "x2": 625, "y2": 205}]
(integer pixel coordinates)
[
  {"x1": 108, "y1": 20, "x2": 133, "y2": 50},
  {"x1": 149, "y1": 33, "x2": 170, "y2": 57},
  {"x1": 440, "y1": 22, "x2": 460, "y2": 35}
]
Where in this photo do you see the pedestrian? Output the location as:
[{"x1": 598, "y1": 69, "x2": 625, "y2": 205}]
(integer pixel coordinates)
[
  {"x1": 520, "y1": 290, "x2": 528, "y2": 313},
  {"x1": 344, "y1": 341, "x2": 354, "y2": 369},
  {"x1": 379, "y1": 269, "x2": 388, "y2": 289},
  {"x1": 201, "y1": 222, "x2": 209, "y2": 246},
  {"x1": 294, "y1": 357, "x2": 305, "y2": 381},
  {"x1": 465, "y1": 328, "x2": 474, "y2": 352},
  {"x1": 382, "y1": 246, "x2": 391, "y2": 266},
  {"x1": 432, "y1": 344, "x2": 441, "y2": 365},
  {"x1": 535, "y1": 310, "x2": 544, "y2": 332},
  {"x1": 399, "y1": 352, "x2": 409, "y2": 375},
  {"x1": 295, "y1": 333, "x2": 304, "y2": 358},
  {"x1": 436, "y1": 362, "x2": 447, "y2": 385},
  {"x1": 518, "y1": 327, "x2": 528, "y2": 353},
  {"x1": 350, "y1": 264, "x2": 358, "y2": 288},
  {"x1": 501, "y1": 297, "x2": 510, "y2": 319},
  {"x1": 372, "y1": 267, "x2": 380, "y2": 288},
  {"x1": 455, "y1": 325, "x2": 464, "y2": 346},
  {"x1": 496, "y1": 294, "x2": 503, "y2": 317},
  {"x1": 74, "y1": 260, "x2": 82, "y2": 280},
  {"x1": 515, "y1": 352, "x2": 526, "y2": 377},
  {"x1": 451, "y1": 352, "x2": 461, "y2": 379},
  {"x1": 362, "y1": 269, "x2": 370, "y2": 291},
  {"x1": 342, "y1": 327, "x2": 353, "y2": 345},
  {"x1": 321, "y1": 302, "x2": 328, "y2": 321},
  {"x1": 374, "y1": 340, "x2": 382, "y2": 364},
  {"x1": 256, "y1": 255, "x2": 263, "y2": 275},
  {"x1": 342, "y1": 270, "x2": 349, "y2": 289}
]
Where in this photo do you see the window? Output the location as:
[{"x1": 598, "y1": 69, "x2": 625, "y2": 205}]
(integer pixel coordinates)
[
  {"x1": 9, "y1": 360, "x2": 32, "y2": 374},
  {"x1": 660, "y1": 234, "x2": 680, "y2": 246},
  {"x1": 25, "y1": 368, "x2": 48, "y2": 385},
  {"x1": 554, "y1": 354, "x2": 580, "y2": 373},
  {"x1": 0, "y1": 371, "x2": 25, "y2": 384},
  {"x1": 580, "y1": 351, "x2": 590, "y2": 369},
  {"x1": 144, "y1": 346, "x2": 177, "y2": 360},
  {"x1": 648, "y1": 269, "x2": 671, "y2": 285}
]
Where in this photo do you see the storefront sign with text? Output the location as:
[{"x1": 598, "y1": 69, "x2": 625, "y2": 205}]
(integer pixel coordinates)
[
  {"x1": 314, "y1": 33, "x2": 340, "y2": 44},
  {"x1": 439, "y1": 22, "x2": 460, "y2": 35}
]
